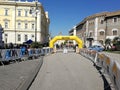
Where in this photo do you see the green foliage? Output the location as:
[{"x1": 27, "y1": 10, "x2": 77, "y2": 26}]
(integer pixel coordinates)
[
  {"x1": 112, "y1": 37, "x2": 119, "y2": 45},
  {"x1": 64, "y1": 40, "x2": 68, "y2": 45},
  {"x1": 30, "y1": 42, "x2": 42, "y2": 48},
  {"x1": 105, "y1": 38, "x2": 111, "y2": 45},
  {"x1": 113, "y1": 37, "x2": 120, "y2": 50},
  {"x1": 105, "y1": 37, "x2": 120, "y2": 51}
]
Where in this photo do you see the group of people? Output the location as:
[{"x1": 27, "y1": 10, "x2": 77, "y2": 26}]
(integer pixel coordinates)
[{"x1": 54, "y1": 44, "x2": 79, "y2": 53}]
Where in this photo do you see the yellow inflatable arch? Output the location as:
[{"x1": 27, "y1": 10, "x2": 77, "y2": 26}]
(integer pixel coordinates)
[{"x1": 49, "y1": 36, "x2": 83, "y2": 48}]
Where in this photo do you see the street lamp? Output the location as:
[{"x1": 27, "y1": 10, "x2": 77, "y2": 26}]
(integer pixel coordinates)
[
  {"x1": 14, "y1": 1, "x2": 17, "y2": 45},
  {"x1": 30, "y1": 1, "x2": 40, "y2": 42}
]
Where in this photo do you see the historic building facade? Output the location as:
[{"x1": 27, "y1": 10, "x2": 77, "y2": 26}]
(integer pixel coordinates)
[
  {"x1": 0, "y1": 0, "x2": 50, "y2": 45},
  {"x1": 69, "y1": 11, "x2": 120, "y2": 47}
]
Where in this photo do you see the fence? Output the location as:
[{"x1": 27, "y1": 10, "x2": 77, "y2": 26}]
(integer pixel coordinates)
[
  {"x1": 0, "y1": 48, "x2": 53, "y2": 65},
  {"x1": 80, "y1": 48, "x2": 120, "y2": 90}
]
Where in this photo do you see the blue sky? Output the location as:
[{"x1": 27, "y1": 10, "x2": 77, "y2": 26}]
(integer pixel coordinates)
[{"x1": 38, "y1": 0, "x2": 120, "y2": 36}]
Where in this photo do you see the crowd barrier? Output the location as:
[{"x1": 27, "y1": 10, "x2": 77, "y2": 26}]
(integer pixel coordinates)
[
  {"x1": 0, "y1": 47, "x2": 53, "y2": 65},
  {"x1": 80, "y1": 48, "x2": 120, "y2": 90}
]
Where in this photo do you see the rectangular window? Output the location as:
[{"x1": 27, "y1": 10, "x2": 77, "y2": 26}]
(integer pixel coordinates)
[
  {"x1": 89, "y1": 32, "x2": 92, "y2": 37},
  {"x1": 5, "y1": 9, "x2": 8, "y2": 16},
  {"x1": 4, "y1": 21, "x2": 8, "y2": 28},
  {"x1": 24, "y1": 34, "x2": 28, "y2": 41},
  {"x1": 17, "y1": 34, "x2": 21, "y2": 41},
  {"x1": 32, "y1": 23, "x2": 34, "y2": 29},
  {"x1": 100, "y1": 20, "x2": 104, "y2": 24},
  {"x1": 25, "y1": 10, "x2": 28, "y2": 17},
  {"x1": 25, "y1": 23, "x2": 28, "y2": 29},
  {"x1": 5, "y1": 34, "x2": 8, "y2": 37},
  {"x1": 84, "y1": 32, "x2": 86, "y2": 37},
  {"x1": 18, "y1": 10, "x2": 21, "y2": 16},
  {"x1": 18, "y1": 22, "x2": 21, "y2": 29},
  {"x1": 29, "y1": 7, "x2": 34, "y2": 14},
  {"x1": 31, "y1": 34, "x2": 34, "y2": 41},
  {"x1": 4, "y1": 34, "x2": 8, "y2": 43},
  {"x1": 113, "y1": 17, "x2": 117, "y2": 23},
  {"x1": 31, "y1": 34, "x2": 34, "y2": 38}
]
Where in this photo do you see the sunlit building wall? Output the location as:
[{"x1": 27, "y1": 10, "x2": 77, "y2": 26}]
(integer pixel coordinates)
[
  {"x1": 0, "y1": 0, "x2": 50, "y2": 45},
  {"x1": 69, "y1": 11, "x2": 120, "y2": 47}
]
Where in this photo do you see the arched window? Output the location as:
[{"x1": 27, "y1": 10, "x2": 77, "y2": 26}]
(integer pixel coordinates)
[
  {"x1": 89, "y1": 31, "x2": 93, "y2": 37},
  {"x1": 99, "y1": 29, "x2": 105, "y2": 36},
  {"x1": 99, "y1": 31, "x2": 104, "y2": 35},
  {"x1": 112, "y1": 29, "x2": 118, "y2": 36},
  {"x1": 113, "y1": 31, "x2": 117, "y2": 35}
]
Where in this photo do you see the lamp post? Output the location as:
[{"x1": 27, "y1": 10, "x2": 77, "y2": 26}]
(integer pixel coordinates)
[
  {"x1": 14, "y1": 1, "x2": 17, "y2": 45},
  {"x1": 30, "y1": 1, "x2": 40, "y2": 43},
  {"x1": 35, "y1": 1, "x2": 37, "y2": 43}
]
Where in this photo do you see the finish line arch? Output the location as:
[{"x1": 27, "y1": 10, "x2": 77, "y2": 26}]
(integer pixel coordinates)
[{"x1": 49, "y1": 36, "x2": 83, "y2": 48}]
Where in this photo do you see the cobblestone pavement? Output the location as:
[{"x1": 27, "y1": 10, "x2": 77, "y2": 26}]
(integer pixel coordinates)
[
  {"x1": 0, "y1": 57, "x2": 43, "y2": 90},
  {"x1": 100, "y1": 51, "x2": 120, "y2": 64}
]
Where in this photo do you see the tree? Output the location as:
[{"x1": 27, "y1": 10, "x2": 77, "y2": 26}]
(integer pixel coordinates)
[
  {"x1": 105, "y1": 38, "x2": 112, "y2": 50},
  {"x1": 112, "y1": 37, "x2": 120, "y2": 50},
  {"x1": 30, "y1": 42, "x2": 42, "y2": 48},
  {"x1": 112, "y1": 37, "x2": 119, "y2": 45}
]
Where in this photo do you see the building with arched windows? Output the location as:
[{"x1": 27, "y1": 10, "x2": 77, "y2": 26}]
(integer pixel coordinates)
[{"x1": 69, "y1": 11, "x2": 120, "y2": 47}]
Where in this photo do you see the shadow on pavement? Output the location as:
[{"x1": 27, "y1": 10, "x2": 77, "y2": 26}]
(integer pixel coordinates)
[{"x1": 94, "y1": 65, "x2": 112, "y2": 90}]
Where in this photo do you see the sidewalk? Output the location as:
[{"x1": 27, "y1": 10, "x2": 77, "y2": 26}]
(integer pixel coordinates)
[{"x1": 0, "y1": 57, "x2": 43, "y2": 90}]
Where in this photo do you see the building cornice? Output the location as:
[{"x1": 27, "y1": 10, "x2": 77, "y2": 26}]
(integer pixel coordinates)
[
  {"x1": 4, "y1": 29, "x2": 41, "y2": 33},
  {"x1": 105, "y1": 10, "x2": 120, "y2": 18},
  {"x1": 86, "y1": 12, "x2": 108, "y2": 20},
  {"x1": 0, "y1": 1, "x2": 42, "y2": 7},
  {"x1": 69, "y1": 10, "x2": 120, "y2": 33}
]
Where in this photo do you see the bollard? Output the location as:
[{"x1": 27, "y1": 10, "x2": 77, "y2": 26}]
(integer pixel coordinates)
[
  {"x1": 76, "y1": 47, "x2": 79, "y2": 53},
  {"x1": 53, "y1": 47, "x2": 56, "y2": 53}
]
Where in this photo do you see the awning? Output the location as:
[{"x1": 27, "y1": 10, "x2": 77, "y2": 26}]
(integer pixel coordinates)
[
  {"x1": 106, "y1": 36, "x2": 117, "y2": 40},
  {"x1": 24, "y1": 39, "x2": 33, "y2": 44}
]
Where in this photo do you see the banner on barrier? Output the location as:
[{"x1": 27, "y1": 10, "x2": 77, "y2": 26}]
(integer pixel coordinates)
[{"x1": 112, "y1": 62, "x2": 118, "y2": 78}]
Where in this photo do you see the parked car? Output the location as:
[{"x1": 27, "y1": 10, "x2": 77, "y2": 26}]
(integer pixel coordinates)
[{"x1": 88, "y1": 45, "x2": 104, "y2": 52}]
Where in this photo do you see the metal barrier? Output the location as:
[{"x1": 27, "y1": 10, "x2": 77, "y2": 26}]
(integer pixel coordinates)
[
  {"x1": 80, "y1": 48, "x2": 120, "y2": 90},
  {"x1": 0, "y1": 48, "x2": 53, "y2": 65}
]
